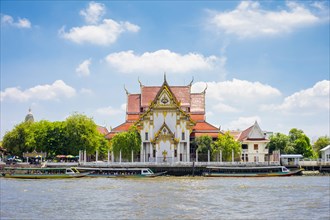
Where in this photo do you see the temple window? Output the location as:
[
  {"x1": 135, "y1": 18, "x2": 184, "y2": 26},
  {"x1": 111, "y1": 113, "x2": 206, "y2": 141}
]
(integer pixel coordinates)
[
  {"x1": 145, "y1": 132, "x2": 148, "y2": 140},
  {"x1": 182, "y1": 132, "x2": 185, "y2": 140},
  {"x1": 254, "y1": 144, "x2": 258, "y2": 150}
]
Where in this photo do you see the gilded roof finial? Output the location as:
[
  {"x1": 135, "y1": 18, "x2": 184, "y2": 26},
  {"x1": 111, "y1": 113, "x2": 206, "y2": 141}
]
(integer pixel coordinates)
[
  {"x1": 164, "y1": 72, "x2": 167, "y2": 83},
  {"x1": 138, "y1": 77, "x2": 143, "y2": 87},
  {"x1": 124, "y1": 85, "x2": 129, "y2": 95},
  {"x1": 202, "y1": 83, "x2": 208, "y2": 94}
]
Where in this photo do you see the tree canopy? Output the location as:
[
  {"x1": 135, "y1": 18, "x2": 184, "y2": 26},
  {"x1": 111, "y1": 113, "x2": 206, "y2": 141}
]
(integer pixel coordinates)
[
  {"x1": 2, "y1": 113, "x2": 108, "y2": 158},
  {"x1": 212, "y1": 131, "x2": 241, "y2": 161},
  {"x1": 267, "y1": 128, "x2": 316, "y2": 158},
  {"x1": 268, "y1": 133, "x2": 289, "y2": 153},
  {"x1": 110, "y1": 126, "x2": 141, "y2": 161},
  {"x1": 192, "y1": 135, "x2": 213, "y2": 161},
  {"x1": 313, "y1": 136, "x2": 330, "y2": 157}
]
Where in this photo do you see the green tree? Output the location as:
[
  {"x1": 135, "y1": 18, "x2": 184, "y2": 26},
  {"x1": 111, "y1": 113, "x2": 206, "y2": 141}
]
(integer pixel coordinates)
[
  {"x1": 29, "y1": 120, "x2": 67, "y2": 158},
  {"x1": 313, "y1": 136, "x2": 330, "y2": 157},
  {"x1": 193, "y1": 135, "x2": 213, "y2": 161},
  {"x1": 212, "y1": 132, "x2": 241, "y2": 161},
  {"x1": 110, "y1": 125, "x2": 141, "y2": 161},
  {"x1": 267, "y1": 133, "x2": 289, "y2": 153},
  {"x1": 64, "y1": 113, "x2": 107, "y2": 155},
  {"x1": 2, "y1": 113, "x2": 108, "y2": 158},
  {"x1": 288, "y1": 128, "x2": 315, "y2": 158},
  {"x1": 2, "y1": 122, "x2": 35, "y2": 156}
]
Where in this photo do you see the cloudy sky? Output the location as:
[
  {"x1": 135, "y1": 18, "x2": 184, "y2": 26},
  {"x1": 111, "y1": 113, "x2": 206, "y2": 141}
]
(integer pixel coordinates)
[{"x1": 1, "y1": 1, "x2": 329, "y2": 140}]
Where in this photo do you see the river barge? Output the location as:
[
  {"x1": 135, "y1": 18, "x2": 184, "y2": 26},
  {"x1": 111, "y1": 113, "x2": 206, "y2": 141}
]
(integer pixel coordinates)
[
  {"x1": 76, "y1": 167, "x2": 167, "y2": 178},
  {"x1": 1, "y1": 167, "x2": 90, "y2": 179},
  {"x1": 203, "y1": 166, "x2": 302, "y2": 177}
]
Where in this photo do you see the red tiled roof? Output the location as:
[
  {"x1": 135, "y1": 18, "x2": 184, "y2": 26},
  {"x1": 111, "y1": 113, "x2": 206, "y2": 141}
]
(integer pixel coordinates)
[
  {"x1": 228, "y1": 130, "x2": 241, "y2": 140},
  {"x1": 141, "y1": 86, "x2": 160, "y2": 107},
  {"x1": 190, "y1": 114, "x2": 205, "y2": 122},
  {"x1": 105, "y1": 122, "x2": 135, "y2": 139},
  {"x1": 171, "y1": 86, "x2": 190, "y2": 107},
  {"x1": 97, "y1": 126, "x2": 109, "y2": 135},
  {"x1": 112, "y1": 122, "x2": 135, "y2": 132},
  {"x1": 237, "y1": 126, "x2": 253, "y2": 141},
  {"x1": 126, "y1": 114, "x2": 140, "y2": 121},
  {"x1": 190, "y1": 93, "x2": 205, "y2": 113},
  {"x1": 193, "y1": 121, "x2": 219, "y2": 131},
  {"x1": 191, "y1": 121, "x2": 220, "y2": 138},
  {"x1": 191, "y1": 132, "x2": 219, "y2": 138},
  {"x1": 127, "y1": 94, "x2": 141, "y2": 113},
  {"x1": 141, "y1": 85, "x2": 194, "y2": 108}
]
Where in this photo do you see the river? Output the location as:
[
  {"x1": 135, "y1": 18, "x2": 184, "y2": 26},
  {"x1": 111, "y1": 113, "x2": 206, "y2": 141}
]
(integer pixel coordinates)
[{"x1": 1, "y1": 176, "x2": 329, "y2": 219}]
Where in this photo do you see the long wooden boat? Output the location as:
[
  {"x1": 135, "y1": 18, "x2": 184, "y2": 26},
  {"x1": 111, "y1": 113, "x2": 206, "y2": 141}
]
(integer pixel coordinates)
[
  {"x1": 203, "y1": 166, "x2": 302, "y2": 177},
  {"x1": 76, "y1": 167, "x2": 167, "y2": 178},
  {"x1": 1, "y1": 167, "x2": 90, "y2": 179}
]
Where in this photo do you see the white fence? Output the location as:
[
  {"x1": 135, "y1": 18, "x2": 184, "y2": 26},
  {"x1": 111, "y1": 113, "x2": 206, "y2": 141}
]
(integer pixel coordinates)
[{"x1": 78, "y1": 161, "x2": 281, "y2": 167}]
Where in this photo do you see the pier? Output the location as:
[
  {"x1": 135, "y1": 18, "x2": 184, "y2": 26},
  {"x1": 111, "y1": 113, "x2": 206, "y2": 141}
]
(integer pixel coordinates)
[{"x1": 43, "y1": 161, "x2": 330, "y2": 176}]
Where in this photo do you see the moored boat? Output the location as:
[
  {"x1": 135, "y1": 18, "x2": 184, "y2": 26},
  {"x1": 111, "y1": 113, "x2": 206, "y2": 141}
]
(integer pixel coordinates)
[
  {"x1": 203, "y1": 166, "x2": 302, "y2": 177},
  {"x1": 1, "y1": 167, "x2": 90, "y2": 179},
  {"x1": 76, "y1": 167, "x2": 167, "y2": 178}
]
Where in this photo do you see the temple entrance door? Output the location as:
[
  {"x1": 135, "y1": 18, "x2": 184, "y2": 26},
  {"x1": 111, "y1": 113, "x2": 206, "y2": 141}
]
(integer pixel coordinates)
[{"x1": 158, "y1": 140, "x2": 172, "y2": 163}]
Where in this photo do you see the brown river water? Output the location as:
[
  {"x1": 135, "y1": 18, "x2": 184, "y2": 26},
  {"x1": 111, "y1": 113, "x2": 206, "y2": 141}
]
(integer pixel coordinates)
[{"x1": 1, "y1": 176, "x2": 329, "y2": 219}]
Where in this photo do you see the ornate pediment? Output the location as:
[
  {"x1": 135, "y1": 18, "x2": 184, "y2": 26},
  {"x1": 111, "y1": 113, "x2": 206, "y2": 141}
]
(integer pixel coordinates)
[
  {"x1": 136, "y1": 76, "x2": 196, "y2": 130},
  {"x1": 151, "y1": 122, "x2": 179, "y2": 145},
  {"x1": 154, "y1": 85, "x2": 178, "y2": 109}
]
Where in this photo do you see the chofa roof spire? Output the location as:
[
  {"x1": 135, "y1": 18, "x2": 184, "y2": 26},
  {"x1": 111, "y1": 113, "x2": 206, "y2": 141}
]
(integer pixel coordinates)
[
  {"x1": 138, "y1": 77, "x2": 143, "y2": 87},
  {"x1": 124, "y1": 85, "x2": 129, "y2": 95},
  {"x1": 202, "y1": 83, "x2": 208, "y2": 94},
  {"x1": 188, "y1": 76, "x2": 194, "y2": 87}
]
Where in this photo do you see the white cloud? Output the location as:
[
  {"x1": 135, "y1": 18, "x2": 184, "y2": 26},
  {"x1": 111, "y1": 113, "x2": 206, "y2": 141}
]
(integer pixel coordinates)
[
  {"x1": 59, "y1": 3, "x2": 139, "y2": 46},
  {"x1": 96, "y1": 106, "x2": 124, "y2": 116},
  {"x1": 80, "y1": 1, "x2": 105, "y2": 24},
  {"x1": 261, "y1": 80, "x2": 330, "y2": 113},
  {"x1": 76, "y1": 59, "x2": 92, "y2": 77},
  {"x1": 120, "y1": 103, "x2": 127, "y2": 111},
  {"x1": 192, "y1": 79, "x2": 281, "y2": 101},
  {"x1": 213, "y1": 103, "x2": 240, "y2": 113},
  {"x1": 105, "y1": 49, "x2": 226, "y2": 75},
  {"x1": 210, "y1": 1, "x2": 323, "y2": 38},
  {"x1": 225, "y1": 116, "x2": 261, "y2": 131},
  {"x1": 80, "y1": 88, "x2": 93, "y2": 95},
  {"x1": 1, "y1": 14, "x2": 31, "y2": 28},
  {"x1": 59, "y1": 19, "x2": 139, "y2": 46},
  {"x1": 1, "y1": 80, "x2": 76, "y2": 102}
]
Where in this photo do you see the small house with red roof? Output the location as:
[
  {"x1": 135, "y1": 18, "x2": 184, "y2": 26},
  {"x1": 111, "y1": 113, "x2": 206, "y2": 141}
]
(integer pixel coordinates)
[
  {"x1": 230, "y1": 121, "x2": 269, "y2": 162},
  {"x1": 106, "y1": 76, "x2": 220, "y2": 162}
]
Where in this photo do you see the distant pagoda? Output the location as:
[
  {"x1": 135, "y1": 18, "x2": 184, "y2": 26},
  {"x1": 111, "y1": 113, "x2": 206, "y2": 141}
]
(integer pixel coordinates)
[{"x1": 25, "y1": 108, "x2": 34, "y2": 123}]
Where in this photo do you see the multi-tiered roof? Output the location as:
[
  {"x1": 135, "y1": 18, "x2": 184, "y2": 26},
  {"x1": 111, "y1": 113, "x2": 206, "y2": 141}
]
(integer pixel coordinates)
[{"x1": 106, "y1": 77, "x2": 220, "y2": 139}]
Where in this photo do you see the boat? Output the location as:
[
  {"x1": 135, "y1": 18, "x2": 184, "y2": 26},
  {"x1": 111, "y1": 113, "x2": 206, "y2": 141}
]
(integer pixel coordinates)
[
  {"x1": 76, "y1": 167, "x2": 167, "y2": 178},
  {"x1": 1, "y1": 167, "x2": 90, "y2": 179},
  {"x1": 203, "y1": 166, "x2": 302, "y2": 177}
]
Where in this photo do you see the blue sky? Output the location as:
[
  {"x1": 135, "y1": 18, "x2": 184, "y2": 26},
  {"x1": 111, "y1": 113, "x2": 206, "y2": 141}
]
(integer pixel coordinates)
[{"x1": 1, "y1": 1, "x2": 329, "y2": 141}]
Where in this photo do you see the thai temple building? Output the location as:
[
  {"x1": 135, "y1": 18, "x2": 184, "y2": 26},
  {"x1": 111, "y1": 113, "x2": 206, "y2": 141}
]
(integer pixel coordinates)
[
  {"x1": 229, "y1": 121, "x2": 270, "y2": 162},
  {"x1": 106, "y1": 76, "x2": 220, "y2": 163}
]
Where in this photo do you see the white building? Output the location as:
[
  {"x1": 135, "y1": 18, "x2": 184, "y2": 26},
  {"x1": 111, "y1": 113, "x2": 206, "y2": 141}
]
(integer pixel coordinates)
[
  {"x1": 231, "y1": 121, "x2": 270, "y2": 163},
  {"x1": 320, "y1": 145, "x2": 330, "y2": 162}
]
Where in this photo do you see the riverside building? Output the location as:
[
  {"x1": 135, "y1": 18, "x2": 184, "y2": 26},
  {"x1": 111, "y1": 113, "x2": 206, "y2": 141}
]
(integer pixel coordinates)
[{"x1": 106, "y1": 76, "x2": 220, "y2": 163}]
